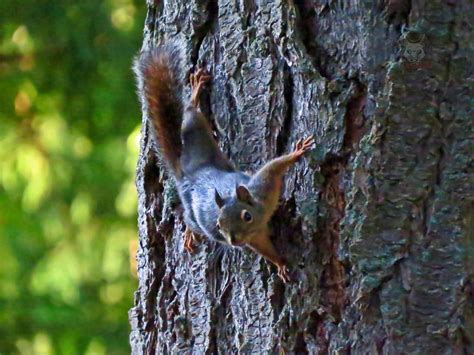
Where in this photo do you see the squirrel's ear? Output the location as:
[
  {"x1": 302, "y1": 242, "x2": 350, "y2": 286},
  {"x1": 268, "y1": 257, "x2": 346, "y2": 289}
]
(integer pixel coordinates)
[
  {"x1": 236, "y1": 185, "x2": 254, "y2": 205},
  {"x1": 215, "y1": 189, "x2": 224, "y2": 209}
]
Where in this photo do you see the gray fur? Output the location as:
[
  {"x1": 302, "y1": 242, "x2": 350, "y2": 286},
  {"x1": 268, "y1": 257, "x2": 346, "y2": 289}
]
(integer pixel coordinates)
[{"x1": 180, "y1": 167, "x2": 251, "y2": 244}]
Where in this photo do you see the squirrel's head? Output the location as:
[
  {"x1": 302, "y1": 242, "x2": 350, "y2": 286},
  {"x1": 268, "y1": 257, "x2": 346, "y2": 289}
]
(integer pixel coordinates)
[{"x1": 215, "y1": 185, "x2": 265, "y2": 247}]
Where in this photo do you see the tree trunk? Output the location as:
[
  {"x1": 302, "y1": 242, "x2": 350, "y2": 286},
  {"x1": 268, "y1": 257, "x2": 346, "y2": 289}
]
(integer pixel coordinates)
[{"x1": 129, "y1": 1, "x2": 473, "y2": 353}]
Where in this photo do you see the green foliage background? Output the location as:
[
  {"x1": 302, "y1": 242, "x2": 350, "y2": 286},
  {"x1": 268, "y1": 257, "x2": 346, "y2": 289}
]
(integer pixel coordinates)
[{"x1": 0, "y1": 1, "x2": 145, "y2": 353}]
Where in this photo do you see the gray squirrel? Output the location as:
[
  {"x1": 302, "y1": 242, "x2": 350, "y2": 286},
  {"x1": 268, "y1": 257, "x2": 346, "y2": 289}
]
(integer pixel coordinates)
[{"x1": 134, "y1": 45, "x2": 314, "y2": 282}]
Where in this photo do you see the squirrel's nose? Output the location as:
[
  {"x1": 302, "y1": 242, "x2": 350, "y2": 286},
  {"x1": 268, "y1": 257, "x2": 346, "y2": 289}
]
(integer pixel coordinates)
[{"x1": 230, "y1": 233, "x2": 236, "y2": 244}]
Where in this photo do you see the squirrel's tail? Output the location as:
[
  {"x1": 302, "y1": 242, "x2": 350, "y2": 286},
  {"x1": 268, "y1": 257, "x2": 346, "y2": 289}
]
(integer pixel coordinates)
[{"x1": 134, "y1": 45, "x2": 183, "y2": 177}]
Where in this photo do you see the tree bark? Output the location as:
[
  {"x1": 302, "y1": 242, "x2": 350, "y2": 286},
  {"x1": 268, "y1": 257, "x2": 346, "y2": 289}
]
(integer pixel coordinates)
[{"x1": 129, "y1": 1, "x2": 473, "y2": 353}]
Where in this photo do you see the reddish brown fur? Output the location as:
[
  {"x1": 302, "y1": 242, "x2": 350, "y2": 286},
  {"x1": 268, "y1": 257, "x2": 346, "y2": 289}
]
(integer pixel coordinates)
[{"x1": 135, "y1": 48, "x2": 183, "y2": 177}]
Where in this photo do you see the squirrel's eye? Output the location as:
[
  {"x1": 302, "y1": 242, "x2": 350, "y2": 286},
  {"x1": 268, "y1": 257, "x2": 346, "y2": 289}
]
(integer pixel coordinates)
[{"x1": 241, "y1": 210, "x2": 252, "y2": 223}]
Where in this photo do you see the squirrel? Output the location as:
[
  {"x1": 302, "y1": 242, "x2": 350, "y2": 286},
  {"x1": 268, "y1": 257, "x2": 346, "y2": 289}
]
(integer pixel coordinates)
[{"x1": 134, "y1": 45, "x2": 314, "y2": 282}]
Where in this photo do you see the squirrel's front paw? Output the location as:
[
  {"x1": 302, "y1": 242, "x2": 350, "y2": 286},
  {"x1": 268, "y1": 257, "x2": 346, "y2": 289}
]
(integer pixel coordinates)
[
  {"x1": 293, "y1": 136, "x2": 315, "y2": 159},
  {"x1": 277, "y1": 264, "x2": 291, "y2": 283}
]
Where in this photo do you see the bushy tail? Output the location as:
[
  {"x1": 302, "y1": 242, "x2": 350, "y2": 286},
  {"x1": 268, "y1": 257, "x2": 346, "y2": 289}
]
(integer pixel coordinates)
[{"x1": 134, "y1": 45, "x2": 183, "y2": 177}]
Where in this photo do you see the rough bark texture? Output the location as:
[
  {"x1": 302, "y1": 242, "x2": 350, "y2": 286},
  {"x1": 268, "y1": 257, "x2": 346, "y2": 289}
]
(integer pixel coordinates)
[{"x1": 129, "y1": 1, "x2": 473, "y2": 353}]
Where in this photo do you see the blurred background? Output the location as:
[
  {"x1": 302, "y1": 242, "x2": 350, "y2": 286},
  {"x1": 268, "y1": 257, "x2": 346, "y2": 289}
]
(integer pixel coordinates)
[{"x1": 0, "y1": 0, "x2": 146, "y2": 353}]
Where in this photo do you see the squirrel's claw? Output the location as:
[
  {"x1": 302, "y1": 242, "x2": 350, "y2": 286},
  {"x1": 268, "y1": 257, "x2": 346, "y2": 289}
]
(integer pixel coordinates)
[
  {"x1": 277, "y1": 264, "x2": 291, "y2": 283},
  {"x1": 184, "y1": 227, "x2": 197, "y2": 254},
  {"x1": 190, "y1": 68, "x2": 211, "y2": 108},
  {"x1": 190, "y1": 68, "x2": 210, "y2": 87},
  {"x1": 293, "y1": 136, "x2": 315, "y2": 159}
]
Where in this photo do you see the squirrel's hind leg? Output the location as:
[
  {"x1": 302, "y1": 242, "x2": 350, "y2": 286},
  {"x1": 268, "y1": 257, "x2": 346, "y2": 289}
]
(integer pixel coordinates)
[
  {"x1": 184, "y1": 226, "x2": 200, "y2": 253},
  {"x1": 180, "y1": 187, "x2": 203, "y2": 253},
  {"x1": 180, "y1": 68, "x2": 234, "y2": 173},
  {"x1": 190, "y1": 68, "x2": 210, "y2": 108}
]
